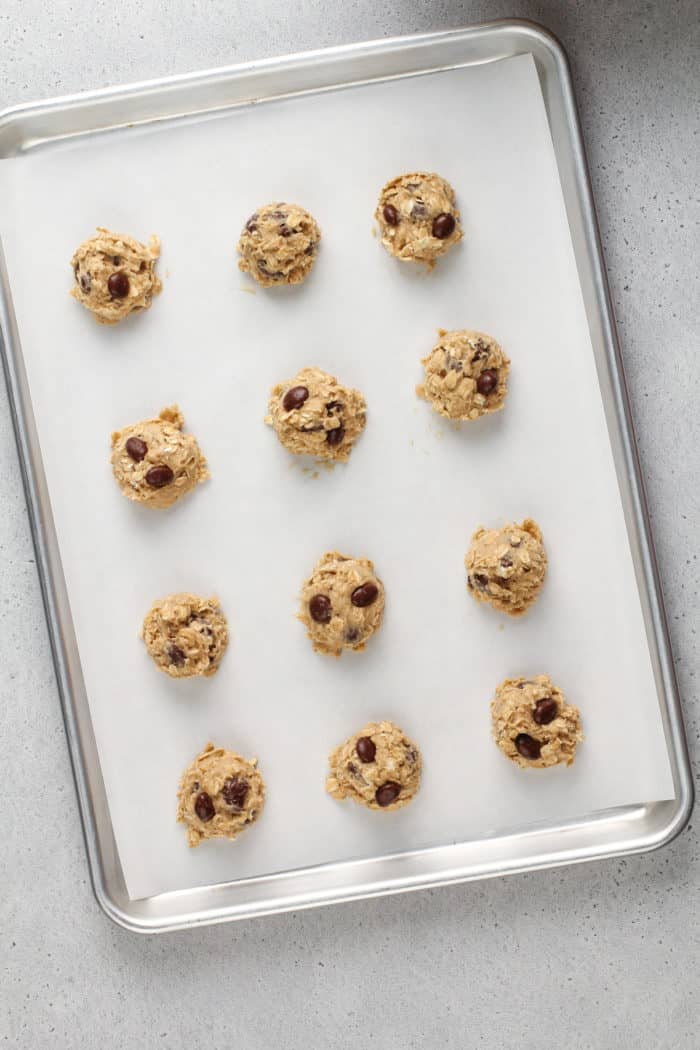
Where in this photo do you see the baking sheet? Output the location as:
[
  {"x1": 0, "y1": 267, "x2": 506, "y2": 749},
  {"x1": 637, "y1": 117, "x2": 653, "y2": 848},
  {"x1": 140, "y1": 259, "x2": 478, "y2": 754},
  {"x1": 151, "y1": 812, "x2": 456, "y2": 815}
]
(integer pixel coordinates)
[{"x1": 0, "y1": 53, "x2": 674, "y2": 900}]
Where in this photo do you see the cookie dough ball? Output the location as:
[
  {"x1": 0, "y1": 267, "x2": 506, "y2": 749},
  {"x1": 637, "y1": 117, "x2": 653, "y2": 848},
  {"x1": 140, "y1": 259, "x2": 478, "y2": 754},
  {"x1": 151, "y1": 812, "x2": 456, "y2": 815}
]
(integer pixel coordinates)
[
  {"x1": 327, "y1": 721, "x2": 422, "y2": 811},
  {"x1": 299, "y1": 551, "x2": 385, "y2": 657},
  {"x1": 491, "y1": 675, "x2": 583, "y2": 769},
  {"x1": 237, "y1": 202, "x2": 320, "y2": 287},
  {"x1": 177, "y1": 742, "x2": 265, "y2": 847},
  {"x1": 466, "y1": 519, "x2": 547, "y2": 616},
  {"x1": 111, "y1": 405, "x2": 209, "y2": 509},
  {"x1": 70, "y1": 227, "x2": 161, "y2": 325},
  {"x1": 142, "y1": 593, "x2": 229, "y2": 678},
  {"x1": 375, "y1": 172, "x2": 462, "y2": 265},
  {"x1": 417, "y1": 329, "x2": 510, "y2": 421},
  {"x1": 266, "y1": 367, "x2": 367, "y2": 462}
]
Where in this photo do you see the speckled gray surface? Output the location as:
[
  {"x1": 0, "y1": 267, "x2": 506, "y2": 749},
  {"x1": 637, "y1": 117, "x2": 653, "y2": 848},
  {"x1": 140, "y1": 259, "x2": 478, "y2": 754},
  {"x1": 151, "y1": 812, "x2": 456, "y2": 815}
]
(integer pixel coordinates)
[{"x1": 1, "y1": 1, "x2": 698, "y2": 1047}]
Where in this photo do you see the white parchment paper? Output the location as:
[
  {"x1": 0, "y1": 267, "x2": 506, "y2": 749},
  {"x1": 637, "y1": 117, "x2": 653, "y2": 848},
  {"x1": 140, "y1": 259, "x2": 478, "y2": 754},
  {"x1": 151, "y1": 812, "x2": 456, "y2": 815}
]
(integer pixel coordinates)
[{"x1": 0, "y1": 54, "x2": 674, "y2": 900}]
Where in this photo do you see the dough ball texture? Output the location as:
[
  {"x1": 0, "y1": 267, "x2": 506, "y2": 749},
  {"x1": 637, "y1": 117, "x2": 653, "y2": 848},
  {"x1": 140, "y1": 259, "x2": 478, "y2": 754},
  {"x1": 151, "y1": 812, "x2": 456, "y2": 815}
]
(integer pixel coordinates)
[
  {"x1": 491, "y1": 675, "x2": 583, "y2": 769},
  {"x1": 70, "y1": 227, "x2": 161, "y2": 325},
  {"x1": 376, "y1": 172, "x2": 462, "y2": 265},
  {"x1": 417, "y1": 329, "x2": 510, "y2": 421},
  {"x1": 237, "y1": 202, "x2": 320, "y2": 286},
  {"x1": 465, "y1": 519, "x2": 547, "y2": 616},
  {"x1": 111, "y1": 405, "x2": 208, "y2": 509},
  {"x1": 299, "y1": 551, "x2": 385, "y2": 657},
  {"x1": 177, "y1": 743, "x2": 265, "y2": 847},
  {"x1": 327, "y1": 720, "x2": 422, "y2": 811},
  {"x1": 266, "y1": 367, "x2": 367, "y2": 462},
  {"x1": 142, "y1": 593, "x2": 229, "y2": 678}
]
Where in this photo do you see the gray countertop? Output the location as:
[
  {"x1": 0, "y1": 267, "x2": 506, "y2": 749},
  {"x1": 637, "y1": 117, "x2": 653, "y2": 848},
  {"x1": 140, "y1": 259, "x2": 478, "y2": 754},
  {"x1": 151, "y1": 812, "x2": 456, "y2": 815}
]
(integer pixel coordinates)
[{"x1": 1, "y1": 2, "x2": 698, "y2": 1047}]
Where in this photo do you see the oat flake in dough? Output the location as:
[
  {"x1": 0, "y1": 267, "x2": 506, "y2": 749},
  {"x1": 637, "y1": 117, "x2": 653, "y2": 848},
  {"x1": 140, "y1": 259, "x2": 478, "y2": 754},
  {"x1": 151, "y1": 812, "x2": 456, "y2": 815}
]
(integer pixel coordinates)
[
  {"x1": 70, "y1": 227, "x2": 161, "y2": 325},
  {"x1": 111, "y1": 405, "x2": 208, "y2": 509},
  {"x1": 237, "y1": 202, "x2": 320, "y2": 287},
  {"x1": 491, "y1": 675, "x2": 583, "y2": 769},
  {"x1": 177, "y1": 742, "x2": 265, "y2": 847},
  {"x1": 465, "y1": 519, "x2": 547, "y2": 616},
  {"x1": 299, "y1": 551, "x2": 385, "y2": 657},
  {"x1": 141, "y1": 593, "x2": 229, "y2": 678},
  {"x1": 417, "y1": 329, "x2": 510, "y2": 421},
  {"x1": 266, "y1": 367, "x2": 367, "y2": 462},
  {"x1": 375, "y1": 172, "x2": 462, "y2": 266},
  {"x1": 327, "y1": 721, "x2": 422, "y2": 811}
]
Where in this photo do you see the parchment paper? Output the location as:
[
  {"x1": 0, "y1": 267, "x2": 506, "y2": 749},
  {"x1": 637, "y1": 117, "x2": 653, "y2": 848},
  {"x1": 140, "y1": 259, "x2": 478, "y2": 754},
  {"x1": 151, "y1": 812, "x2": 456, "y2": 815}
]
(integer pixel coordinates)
[{"x1": 0, "y1": 54, "x2": 674, "y2": 900}]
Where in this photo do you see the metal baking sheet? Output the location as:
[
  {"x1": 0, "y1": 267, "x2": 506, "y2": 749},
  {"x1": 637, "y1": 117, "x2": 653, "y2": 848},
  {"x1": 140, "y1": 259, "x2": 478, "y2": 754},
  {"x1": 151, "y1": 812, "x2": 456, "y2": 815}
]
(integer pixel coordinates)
[{"x1": 0, "y1": 21, "x2": 692, "y2": 931}]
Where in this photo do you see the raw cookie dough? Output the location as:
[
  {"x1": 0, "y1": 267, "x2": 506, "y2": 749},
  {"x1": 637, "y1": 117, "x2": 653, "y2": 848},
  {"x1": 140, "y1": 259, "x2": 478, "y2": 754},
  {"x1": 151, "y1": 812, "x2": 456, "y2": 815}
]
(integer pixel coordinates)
[
  {"x1": 177, "y1": 742, "x2": 265, "y2": 847},
  {"x1": 326, "y1": 720, "x2": 422, "y2": 811},
  {"x1": 491, "y1": 674, "x2": 583, "y2": 769},
  {"x1": 266, "y1": 367, "x2": 367, "y2": 462},
  {"x1": 417, "y1": 329, "x2": 510, "y2": 421},
  {"x1": 142, "y1": 593, "x2": 229, "y2": 678},
  {"x1": 299, "y1": 551, "x2": 385, "y2": 657},
  {"x1": 70, "y1": 227, "x2": 161, "y2": 325},
  {"x1": 237, "y1": 202, "x2": 321, "y2": 287},
  {"x1": 465, "y1": 519, "x2": 547, "y2": 616},
  {"x1": 111, "y1": 405, "x2": 208, "y2": 509},
  {"x1": 375, "y1": 172, "x2": 462, "y2": 265}
]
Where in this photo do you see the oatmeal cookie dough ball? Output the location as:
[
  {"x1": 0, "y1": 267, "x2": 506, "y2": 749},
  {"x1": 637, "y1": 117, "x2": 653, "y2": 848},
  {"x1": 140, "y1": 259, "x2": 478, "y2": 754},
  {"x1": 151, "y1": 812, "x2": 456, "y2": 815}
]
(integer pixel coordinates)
[
  {"x1": 177, "y1": 742, "x2": 265, "y2": 847},
  {"x1": 237, "y1": 202, "x2": 321, "y2": 286},
  {"x1": 299, "y1": 551, "x2": 384, "y2": 657},
  {"x1": 70, "y1": 227, "x2": 161, "y2": 325},
  {"x1": 111, "y1": 405, "x2": 208, "y2": 509},
  {"x1": 142, "y1": 593, "x2": 229, "y2": 678},
  {"x1": 326, "y1": 721, "x2": 422, "y2": 811},
  {"x1": 266, "y1": 367, "x2": 367, "y2": 462},
  {"x1": 491, "y1": 675, "x2": 583, "y2": 769},
  {"x1": 417, "y1": 329, "x2": 510, "y2": 421},
  {"x1": 375, "y1": 172, "x2": 462, "y2": 265},
  {"x1": 465, "y1": 519, "x2": 547, "y2": 616}
]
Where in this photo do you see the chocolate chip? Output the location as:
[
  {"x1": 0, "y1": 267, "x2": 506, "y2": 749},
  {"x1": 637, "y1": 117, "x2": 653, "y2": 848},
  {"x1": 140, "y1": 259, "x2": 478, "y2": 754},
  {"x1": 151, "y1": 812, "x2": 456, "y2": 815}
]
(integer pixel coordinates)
[
  {"x1": 245, "y1": 213, "x2": 259, "y2": 232},
  {"x1": 326, "y1": 426, "x2": 345, "y2": 447},
  {"x1": 79, "y1": 273, "x2": 91, "y2": 293},
  {"x1": 356, "y1": 736, "x2": 376, "y2": 763},
  {"x1": 145, "y1": 464, "x2": 174, "y2": 488},
  {"x1": 515, "y1": 734, "x2": 542, "y2": 760},
  {"x1": 382, "y1": 204, "x2": 400, "y2": 226},
  {"x1": 351, "y1": 582, "x2": 379, "y2": 608},
  {"x1": 112, "y1": 256, "x2": 122, "y2": 265},
  {"x1": 304, "y1": 242, "x2": 317, "y2": 255},
  {"x1": 473, "y1": 573, "x2": 489, "y2": 590},
  {"x1": 270, "y1": 209, "x2": 287, "y2": 219},
  {"x1": 279, "y1": 224, "x2": 292, "y2": 237},
  {"x1": 375, "y1": 782, "x2": 401, "y2": 807},
  {"x1": 194, "y1": 792, "x2": 215, "y2": 822},
  {"x1": 476, "y1": 369, "x2": 498, "y2": 396},
  {"x1": 309, "y1": 595, "x2": 331, "y2": 624},
  {"x1": 533, "y1": 698, "x2": 558, "y2": 725},
  {"x1": 167, "y1": 644, "x2": 186, "y2": 667},
  {"x1": 221, "y1": 776, "x2": 249, "y2": 811},
  {"x1": 282, "y1": 385, "x2": 309, "y2": 412},
  {"x1": 125, "y1": 436, "x2": 147, "y2": 462},
  {"x1": 107, "y1": 271, "x2": 130, "y2": 298},
  {"x1": 192, "y1": 781, "x2": 200, "y2": 792},
  {"x1": 347, "y1": 762, "x2": 357, "y2": 774},
  {"x1": 472, "y1": 341, "x2": 488, "y2": 362},
  {"x1": 500, "y1": 555, "x2": 513, "y2": 569},
  {"x1": 432, "y1": 212, "x2": 456, "y2": 239}
]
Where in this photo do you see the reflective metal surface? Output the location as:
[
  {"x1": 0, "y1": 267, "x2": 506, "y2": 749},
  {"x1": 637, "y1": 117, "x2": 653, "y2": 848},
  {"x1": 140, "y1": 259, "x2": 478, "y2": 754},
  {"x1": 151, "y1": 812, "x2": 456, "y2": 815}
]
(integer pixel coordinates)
[{"x1": 0, "y1": 21, "x2": 692, "y2": 932}]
